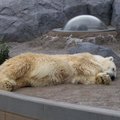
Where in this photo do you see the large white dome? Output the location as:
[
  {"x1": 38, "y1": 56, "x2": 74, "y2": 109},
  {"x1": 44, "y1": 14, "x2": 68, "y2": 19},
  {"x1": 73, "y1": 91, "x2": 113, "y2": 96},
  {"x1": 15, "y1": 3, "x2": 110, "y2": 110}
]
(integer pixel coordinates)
[{"x1": 63, "y1": 15, "x2": 107, "y2": 31}]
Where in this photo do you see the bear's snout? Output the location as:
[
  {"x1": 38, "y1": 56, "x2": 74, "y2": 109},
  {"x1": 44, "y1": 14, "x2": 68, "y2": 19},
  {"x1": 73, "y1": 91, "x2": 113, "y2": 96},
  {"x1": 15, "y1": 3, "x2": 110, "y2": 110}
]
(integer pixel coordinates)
[{"x1": 106, "y1": 73, "x2": 116, "y2": 81}]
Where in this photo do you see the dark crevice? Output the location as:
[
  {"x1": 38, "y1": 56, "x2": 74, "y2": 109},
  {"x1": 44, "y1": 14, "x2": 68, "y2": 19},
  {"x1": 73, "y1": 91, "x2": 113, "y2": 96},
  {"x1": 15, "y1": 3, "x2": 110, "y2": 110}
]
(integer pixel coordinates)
[{"x1": 110, "y1": 0, "x2": 115, "y2": 25}]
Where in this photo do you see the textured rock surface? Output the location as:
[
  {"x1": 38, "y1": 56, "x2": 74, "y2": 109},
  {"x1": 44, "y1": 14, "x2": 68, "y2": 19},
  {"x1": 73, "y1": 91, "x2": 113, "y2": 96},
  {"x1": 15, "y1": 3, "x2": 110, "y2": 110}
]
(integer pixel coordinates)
[
  {"x1": 0, "y1": 0, "x2": 66, "y2": 42},
  {"x1": 111, "y1": 0, "x2": 120, "y2": 26},
  {"x1": 0, "y1": 0, "x2": 119, "y2": 42},
  {"x1": 68, "y1": 42, "x2": 120, "y2": 67}
]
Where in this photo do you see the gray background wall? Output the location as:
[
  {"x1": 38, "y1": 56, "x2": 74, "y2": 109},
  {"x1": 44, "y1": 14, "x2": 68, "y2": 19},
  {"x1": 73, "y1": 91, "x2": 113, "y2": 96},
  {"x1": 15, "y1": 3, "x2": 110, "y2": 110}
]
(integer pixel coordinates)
[{"x1": 0, "y1": 0, "x2": 119, "y2": 42}]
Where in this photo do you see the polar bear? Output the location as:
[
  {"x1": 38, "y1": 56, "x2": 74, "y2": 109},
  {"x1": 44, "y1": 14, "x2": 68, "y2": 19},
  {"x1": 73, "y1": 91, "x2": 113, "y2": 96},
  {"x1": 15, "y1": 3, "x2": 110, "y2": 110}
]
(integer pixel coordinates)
[{"x1": 0, "y1": 52, "x2": 116, "y2": 91}]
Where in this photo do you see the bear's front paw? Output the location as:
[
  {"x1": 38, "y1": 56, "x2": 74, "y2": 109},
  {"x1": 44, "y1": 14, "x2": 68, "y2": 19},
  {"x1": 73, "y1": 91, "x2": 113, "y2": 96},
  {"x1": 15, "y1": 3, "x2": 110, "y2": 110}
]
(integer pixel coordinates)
[{"x1": 96, "y1": 73, "x2": 111, "y2": 85}]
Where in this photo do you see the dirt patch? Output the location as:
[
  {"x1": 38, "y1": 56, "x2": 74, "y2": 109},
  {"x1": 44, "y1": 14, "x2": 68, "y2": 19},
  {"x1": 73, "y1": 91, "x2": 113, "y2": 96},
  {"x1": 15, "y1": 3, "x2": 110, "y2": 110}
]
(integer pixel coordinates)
[{"x1": 6, "y1": 34, "x2": 120, "y2": 111}]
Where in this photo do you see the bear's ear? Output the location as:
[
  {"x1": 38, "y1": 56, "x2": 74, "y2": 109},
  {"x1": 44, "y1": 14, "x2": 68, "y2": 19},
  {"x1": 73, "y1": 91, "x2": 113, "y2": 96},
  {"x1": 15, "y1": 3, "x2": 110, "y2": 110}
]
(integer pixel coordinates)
[{"x1": 106, "y1": 56, "x2": 114, "y2": 61}]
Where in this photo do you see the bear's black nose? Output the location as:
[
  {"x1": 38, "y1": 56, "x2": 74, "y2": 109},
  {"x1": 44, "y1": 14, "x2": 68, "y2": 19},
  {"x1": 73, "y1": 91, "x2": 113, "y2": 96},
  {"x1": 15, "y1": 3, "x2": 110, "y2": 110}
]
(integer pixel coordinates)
[{"x1": 110, "y1": 76, "x2": 115, "y2": 81}]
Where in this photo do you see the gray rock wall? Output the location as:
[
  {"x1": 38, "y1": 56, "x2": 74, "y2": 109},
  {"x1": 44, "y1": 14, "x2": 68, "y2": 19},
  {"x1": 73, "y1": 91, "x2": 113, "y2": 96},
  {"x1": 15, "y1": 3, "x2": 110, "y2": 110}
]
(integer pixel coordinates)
[
  {"x1": 0, "y1": 0, "x2": 119, "y2": 41},
  {"x1": 111, "y1": 0, "x2": 120, "y2": 26},
  {"x1": 0, "y1": 0, "x2": 67, "y2": 42}
]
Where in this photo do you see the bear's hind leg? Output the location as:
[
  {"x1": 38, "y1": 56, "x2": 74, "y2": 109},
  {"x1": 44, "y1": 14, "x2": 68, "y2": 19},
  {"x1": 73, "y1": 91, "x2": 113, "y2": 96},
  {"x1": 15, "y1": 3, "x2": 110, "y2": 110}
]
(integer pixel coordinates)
[
  {"x1": 0, "y1": 78, "x2": 16, "y2": 91},
  {"x1": 14, "y1": 79, "x2": 31, "y2": 90}
]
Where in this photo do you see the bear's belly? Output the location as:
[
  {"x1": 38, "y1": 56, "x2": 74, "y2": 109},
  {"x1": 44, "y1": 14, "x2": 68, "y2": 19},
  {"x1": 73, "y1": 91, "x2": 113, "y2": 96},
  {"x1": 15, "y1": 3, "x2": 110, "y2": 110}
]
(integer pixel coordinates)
[{"x1": 28, "y1": 61, "x2": 72, "y2": 87}]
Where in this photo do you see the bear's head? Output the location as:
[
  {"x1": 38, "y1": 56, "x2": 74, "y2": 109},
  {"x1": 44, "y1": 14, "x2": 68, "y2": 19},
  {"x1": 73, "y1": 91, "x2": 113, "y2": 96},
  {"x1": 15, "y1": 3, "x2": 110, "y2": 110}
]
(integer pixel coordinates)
[
  {"x1": 101, "y1": 56, "x2": 116, "y2": 81},
  {"x1": 94, "y1": 55, "x2": 116, "y2": 81}
]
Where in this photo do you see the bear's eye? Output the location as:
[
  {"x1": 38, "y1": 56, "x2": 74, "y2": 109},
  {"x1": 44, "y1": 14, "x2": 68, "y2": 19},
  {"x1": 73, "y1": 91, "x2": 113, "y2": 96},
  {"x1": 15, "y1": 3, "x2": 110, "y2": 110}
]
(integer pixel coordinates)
[{"x1": 112, "y1": 68, "x2": 115, "y2": 71}]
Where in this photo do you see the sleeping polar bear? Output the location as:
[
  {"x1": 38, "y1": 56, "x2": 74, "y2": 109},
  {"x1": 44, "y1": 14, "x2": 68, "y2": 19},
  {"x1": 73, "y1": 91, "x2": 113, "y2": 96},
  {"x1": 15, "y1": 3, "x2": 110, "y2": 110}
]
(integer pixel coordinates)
[{"x1": 0, "y1": 52, "x2": 116, "y2": 91}]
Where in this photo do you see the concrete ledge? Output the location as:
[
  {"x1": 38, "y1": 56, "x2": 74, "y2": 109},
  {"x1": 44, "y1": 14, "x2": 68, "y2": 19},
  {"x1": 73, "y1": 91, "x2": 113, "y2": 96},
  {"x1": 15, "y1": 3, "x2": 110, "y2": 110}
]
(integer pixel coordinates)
[
  {"x1": 0, "y1": 90, "x2": 120, "y2": 120},
  {"x1": 49, "y1": 28, "x2": 117, "y2": 38}
]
